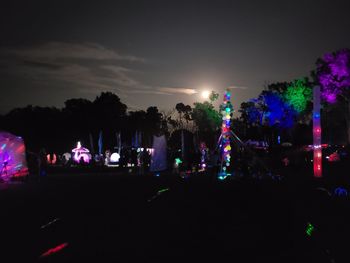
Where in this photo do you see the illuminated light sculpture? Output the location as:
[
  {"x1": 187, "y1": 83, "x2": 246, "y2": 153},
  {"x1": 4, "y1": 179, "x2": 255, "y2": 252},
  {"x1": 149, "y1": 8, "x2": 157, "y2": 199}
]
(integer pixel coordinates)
[
  {"x1": 313, "y1": 86, "x2": 322, "y2": 177},
  {"x1": 306, "y1": 223, "x2": 315, "y2": 237},
  {"x1": 218, "y1": 90, "x2": 234, "y2": 180},
  {"x1": 334, "y1": 187, "x2": 348, "y2": 197},
  {"x1": 46, "y1": 153, "x2": 57, "y2": 165},
  {"x1": 110, "y1": 152, "x2": 120, "y2": 163},
  {"x1": 0, "y1": 131, "x2": 28, "y2": 181},
  {"x1": 72, "y1": 141, "x2": 91, "y2": 163},
  {"x1": 106, "y1": 152, "x2": 120, "y2": 167}
]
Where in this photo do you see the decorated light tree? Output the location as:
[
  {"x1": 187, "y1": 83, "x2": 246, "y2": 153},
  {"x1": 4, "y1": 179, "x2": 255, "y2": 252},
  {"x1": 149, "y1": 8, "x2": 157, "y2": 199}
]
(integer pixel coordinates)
[
  {"x1": 316, "y1": 49, "x2": 350, "y2": 144},
  {"x1": 218, "y1": 90, "x2": 234, "y2": 180},
  {"x1": 284, "y1": 78, "x2": 312, "y2": 113}
]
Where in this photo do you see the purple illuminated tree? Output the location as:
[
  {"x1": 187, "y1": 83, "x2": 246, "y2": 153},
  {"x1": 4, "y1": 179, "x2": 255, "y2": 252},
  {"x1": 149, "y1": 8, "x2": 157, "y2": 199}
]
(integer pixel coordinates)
[{"x1": 316, "y1": 49, "x2": 350, "y2": 143}]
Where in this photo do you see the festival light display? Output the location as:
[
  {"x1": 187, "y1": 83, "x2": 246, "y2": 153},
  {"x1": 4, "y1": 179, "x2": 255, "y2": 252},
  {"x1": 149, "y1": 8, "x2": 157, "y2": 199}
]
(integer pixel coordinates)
[
  {"x1": 218, "y1": 90, "x2": 234, "y2": 180},
  {"x1": 317, "y1": 49, "x2": 350, "y2": 103},
  {"x1": 72, "y1": 141, "x2": 91, "y2": 163},
  {"x1": 110, "y1": 152, "x2": 120, "y2": 163},
  {"x1": 284, "y1": 79, "x2": 312, "y2": 113},
  {"x1": 46, "y1": 153, "x2": 57, "y2": 165},
  {"x1": 199, "y1": 142, "x2": 208, "y2": 171},
  {"x1": 0, "y1": 132, "x2": 28, "y2": 180},
  {"x1": 313, "y1": 86, "x2": 322, "y2": 177},
  {"x1": 306, "y1": 223, "x2": 315, "y2": 237}
]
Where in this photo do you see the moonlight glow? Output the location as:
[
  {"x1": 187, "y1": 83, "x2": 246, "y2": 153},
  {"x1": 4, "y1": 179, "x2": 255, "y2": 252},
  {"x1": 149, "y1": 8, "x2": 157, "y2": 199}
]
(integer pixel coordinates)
[{"x1": 201, "y1": 90, "x2": 210, "y2": 100}]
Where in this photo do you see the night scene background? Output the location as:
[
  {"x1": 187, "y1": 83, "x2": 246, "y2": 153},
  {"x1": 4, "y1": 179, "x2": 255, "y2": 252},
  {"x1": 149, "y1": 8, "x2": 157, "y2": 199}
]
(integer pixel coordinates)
[{"x1": 1, "y1": 0, "x2": 350, "y2": 262}]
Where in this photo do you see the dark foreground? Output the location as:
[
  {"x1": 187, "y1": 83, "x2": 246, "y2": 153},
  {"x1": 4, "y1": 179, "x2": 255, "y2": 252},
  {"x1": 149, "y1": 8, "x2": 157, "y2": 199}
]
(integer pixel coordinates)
[{"x1": 1, "y1": 173, "x2": 349, "y2": 263}]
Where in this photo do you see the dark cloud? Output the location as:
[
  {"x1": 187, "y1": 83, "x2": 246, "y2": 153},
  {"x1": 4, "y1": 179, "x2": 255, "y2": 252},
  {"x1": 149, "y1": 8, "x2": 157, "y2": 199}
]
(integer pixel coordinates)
[
  {"x1": 22, "y1": 60, "x2": 64, "y2": 70},
  {"x1": 0, "y1": 42, "x2": 202, "y2": 112},
  {"x1": 1, "y1": 0, "x2": 350, "y2": 113},
  {"x1": 0, "y1": 42, "x2": 145, "y2": 62}
]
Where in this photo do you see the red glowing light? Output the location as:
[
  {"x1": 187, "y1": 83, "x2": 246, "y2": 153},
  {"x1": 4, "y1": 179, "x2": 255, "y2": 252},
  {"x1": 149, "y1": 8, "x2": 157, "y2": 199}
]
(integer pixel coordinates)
[{"x1": 40, "y1": 242, "x2": 68, "y2": 258}]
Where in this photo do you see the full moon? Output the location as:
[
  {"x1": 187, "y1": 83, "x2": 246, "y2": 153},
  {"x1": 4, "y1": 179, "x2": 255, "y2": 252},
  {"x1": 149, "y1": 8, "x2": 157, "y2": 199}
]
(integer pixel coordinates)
[{"x1": 201, "y1": 90, "x2": 210, "y2": 99}]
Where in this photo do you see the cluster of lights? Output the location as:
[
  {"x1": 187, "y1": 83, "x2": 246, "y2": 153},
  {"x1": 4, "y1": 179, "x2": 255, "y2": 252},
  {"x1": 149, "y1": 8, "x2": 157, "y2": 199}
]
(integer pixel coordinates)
[
  {"x1": 199, "y1": 142, "x2": 207, "y2": 171},
  {"x1": 46, "y1": 153, "x2": 57, "y2": 165},
  {"x1": 313, "y1": 86, "x2": 322, "y2": 177},
  {"x1": 284, "y1": 78, "x2": 312, "y2": 113},
  {"x1": 306, "y1": 223, "x2": 315, "y2": 237},
  {"x1": 0, "y1": 132, "x2": 28, "y2": 179},
  {"x1": 219, "y1": 90, "x2": 234, "y2": 179}
]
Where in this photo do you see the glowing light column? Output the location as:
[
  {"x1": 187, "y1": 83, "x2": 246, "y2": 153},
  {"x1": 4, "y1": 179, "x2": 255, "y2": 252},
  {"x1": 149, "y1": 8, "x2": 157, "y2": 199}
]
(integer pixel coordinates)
[
  {"x1": 218, "y1": 90, "x2": 234, "y2": 179},
  {"x1": 313, "y1": 86, "x2": 322, "y2": 177}
]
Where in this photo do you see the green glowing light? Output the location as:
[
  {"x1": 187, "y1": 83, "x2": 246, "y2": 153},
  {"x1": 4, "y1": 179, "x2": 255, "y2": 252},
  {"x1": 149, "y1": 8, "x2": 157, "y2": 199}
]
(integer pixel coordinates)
[
  {"x1": 284, "y1": 79, "x2": 312, "y2": 113},
  {"x1": 306, "y1": 223, "x2": 315, "y2": 236},
  {"x1": 175, "y1": 158, "x2": 182, "y2": 165},
  {"x1": 158, "y1": 188, "x2": 170, "y2": 194}
]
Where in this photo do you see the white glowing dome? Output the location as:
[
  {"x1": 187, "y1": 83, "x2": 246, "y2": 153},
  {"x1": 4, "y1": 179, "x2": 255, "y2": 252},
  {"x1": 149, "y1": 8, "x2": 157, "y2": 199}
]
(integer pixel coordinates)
[{"x1": 110, "y1": 152, "x2": 120, "y2": 163}]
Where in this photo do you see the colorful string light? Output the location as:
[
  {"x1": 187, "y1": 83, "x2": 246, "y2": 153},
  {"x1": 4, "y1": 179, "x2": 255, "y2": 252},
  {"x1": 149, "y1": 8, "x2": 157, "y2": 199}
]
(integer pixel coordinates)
[{"x1": 218, "y1": 90, "x2": 234, "y2": 179}]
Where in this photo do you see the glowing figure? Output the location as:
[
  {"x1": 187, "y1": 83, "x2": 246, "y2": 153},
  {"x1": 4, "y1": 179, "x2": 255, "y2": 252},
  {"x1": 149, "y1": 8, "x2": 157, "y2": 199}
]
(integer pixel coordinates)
[{"x1": 72, "y1": 141, "x2": 91, "y2": 163}]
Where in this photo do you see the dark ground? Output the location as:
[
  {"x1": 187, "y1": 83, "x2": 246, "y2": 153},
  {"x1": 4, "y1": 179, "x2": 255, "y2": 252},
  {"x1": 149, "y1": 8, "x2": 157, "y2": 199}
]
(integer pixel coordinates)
[{"x1": 1, "y1": 171, "x2": 349, "y2": 263}]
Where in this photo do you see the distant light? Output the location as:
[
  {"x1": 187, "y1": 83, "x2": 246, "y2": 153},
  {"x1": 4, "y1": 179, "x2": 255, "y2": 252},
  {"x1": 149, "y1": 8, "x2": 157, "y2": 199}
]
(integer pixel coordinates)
[
  {"x1": 110, "y1": 152, "x2": 120, "y2": 163},
  {"x1": 306, "y1": 223, "x2": 314, "y2": 237},
  {"x1": 175, "y1": 158, "x2": 182, "y2": 165},
  {"x1": 201, "y1": 90, "x2": 210, "y2": 100}
]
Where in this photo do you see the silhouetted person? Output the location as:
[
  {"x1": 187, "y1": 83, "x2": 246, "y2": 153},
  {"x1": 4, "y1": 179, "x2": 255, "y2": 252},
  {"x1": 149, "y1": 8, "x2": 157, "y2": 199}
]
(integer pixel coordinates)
[{"x1": 79, "y1": 156, "x2": 85, "y2": 165}]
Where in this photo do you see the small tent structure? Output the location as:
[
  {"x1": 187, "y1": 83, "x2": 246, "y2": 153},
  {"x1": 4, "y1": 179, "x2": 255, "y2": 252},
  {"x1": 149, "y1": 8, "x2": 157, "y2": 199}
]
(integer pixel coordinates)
[{"x1": 0, "y1": 131, "x2": 28, "y2": 181}]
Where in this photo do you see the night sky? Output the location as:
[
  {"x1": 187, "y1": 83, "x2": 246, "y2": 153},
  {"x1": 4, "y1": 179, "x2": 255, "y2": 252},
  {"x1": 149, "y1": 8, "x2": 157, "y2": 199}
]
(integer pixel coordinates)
[{"x1": 1, "y1": 0, "x2": 350, "y2": 114}]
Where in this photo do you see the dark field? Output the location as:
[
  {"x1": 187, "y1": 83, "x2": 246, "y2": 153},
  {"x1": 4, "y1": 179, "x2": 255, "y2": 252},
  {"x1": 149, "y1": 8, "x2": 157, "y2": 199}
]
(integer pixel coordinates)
[{"x1": 1, "y1": 173, "x2": 349, "y2": 263}]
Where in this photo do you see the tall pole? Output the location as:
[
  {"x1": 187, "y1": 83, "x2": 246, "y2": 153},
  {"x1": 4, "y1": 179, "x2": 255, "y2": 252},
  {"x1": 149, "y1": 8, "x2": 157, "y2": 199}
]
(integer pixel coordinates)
[
  {"x1": 218, "y1": 89, "x2": 234, "y2": 180},
  {"x1": 313, "y1": 86, "x2": 322, "y2": 177}
]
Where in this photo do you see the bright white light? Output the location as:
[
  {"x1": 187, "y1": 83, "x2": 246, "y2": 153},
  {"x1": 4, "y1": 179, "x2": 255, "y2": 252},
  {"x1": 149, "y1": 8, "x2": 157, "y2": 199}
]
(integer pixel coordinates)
[
  {"x1": 201, "y1": 90, "x2": 210, "y2": 99},
  {"x1": 110, "y1": 152, "x2": 120, "y2": 163}
]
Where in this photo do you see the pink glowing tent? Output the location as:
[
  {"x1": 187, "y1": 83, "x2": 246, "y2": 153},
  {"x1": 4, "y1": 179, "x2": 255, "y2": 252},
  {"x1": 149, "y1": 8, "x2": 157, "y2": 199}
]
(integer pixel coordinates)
[
  {"x1": 0, "y1": 131, "x2": 28, "y2": 181},
  {"x1": 72, "y1": 141, "x2": 91, "y2": 163}
]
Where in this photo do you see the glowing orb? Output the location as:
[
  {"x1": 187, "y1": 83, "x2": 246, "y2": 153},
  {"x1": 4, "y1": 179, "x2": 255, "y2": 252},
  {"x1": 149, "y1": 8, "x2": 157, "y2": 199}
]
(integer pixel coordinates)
[
  {"x1": 110, "y1": 152, "x2": 120, "y2": 163},
  {"x1": 201, "y1": 90, "x2": 210, "y2": 99}
]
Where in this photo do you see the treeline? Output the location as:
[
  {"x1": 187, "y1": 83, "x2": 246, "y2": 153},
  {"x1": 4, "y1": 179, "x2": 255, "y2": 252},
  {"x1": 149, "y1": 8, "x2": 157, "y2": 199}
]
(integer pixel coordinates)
[
  {"x1": 0, "y1": 92, "x2": 167, "y2": 153},
  {"x1": 1, "y1": 48, "x2": 349, "y2": 152}
]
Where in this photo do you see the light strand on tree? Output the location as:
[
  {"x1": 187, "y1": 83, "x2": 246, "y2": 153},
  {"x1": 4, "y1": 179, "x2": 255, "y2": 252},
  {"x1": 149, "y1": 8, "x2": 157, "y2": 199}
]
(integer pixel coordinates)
[{"x1": 218, "y1": 90, "x2": 234, "y2": 180}]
